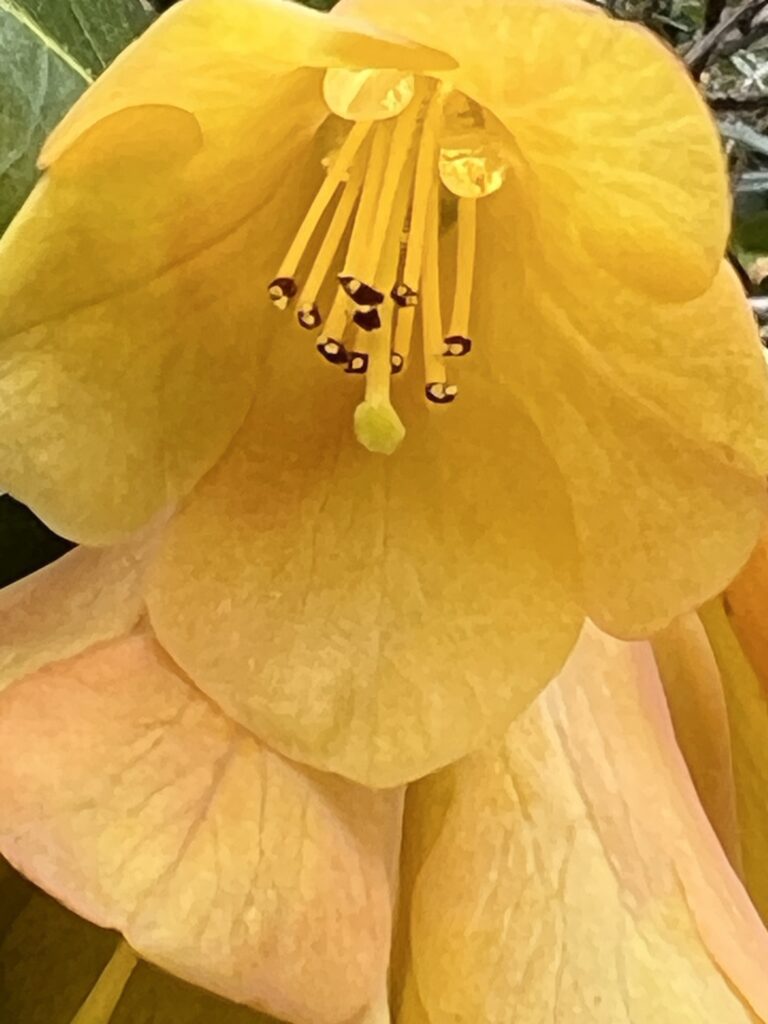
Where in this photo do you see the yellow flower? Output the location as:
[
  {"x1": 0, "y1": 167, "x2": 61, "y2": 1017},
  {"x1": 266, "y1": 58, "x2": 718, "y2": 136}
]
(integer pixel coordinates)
[
  {"x1": 0, "y1": 0, "x2": 767, "y2": 786},
  {"x1": 4, "y1": 575, "x2": 768, "y2": 1024}
]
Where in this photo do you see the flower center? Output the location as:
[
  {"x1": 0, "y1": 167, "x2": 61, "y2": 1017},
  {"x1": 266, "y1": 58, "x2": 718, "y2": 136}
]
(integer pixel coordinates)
[{"x1": 268, "y1": 69, "x2": 509, "y2": 455}]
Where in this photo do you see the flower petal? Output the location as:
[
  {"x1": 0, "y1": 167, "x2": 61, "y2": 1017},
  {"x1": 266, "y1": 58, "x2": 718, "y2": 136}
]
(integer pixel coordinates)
[
  {"x1": 42, "y1": 0, "x2": 455, "y2": 168},
  {"x1": 0, "y1": 531, "x2": 155, "y2": 692},
  {"x1": 473, "y1": 197, "x2": 768, "y2": 635},
  {"x1": 724, "y1": 521, "x2": 768, "y2": 695},
  {"x1": 2, "y1": 0, "x2": 430, "y2": 541},
  {"x1": 336, "y1": 0, "x2": 728, "y2": 300},
  {"x1": 700, "y1": 598, "x2": 768, "y2": 925},
  {"x1": 651, "y1": 614, "x2": 741, "y2": 872},
  {"x1": 145, "y1": 343, "x2": 582, "y2": 787},
  {"x1": 396, "y1": 624, "x2": 768, "y2": 1024},
  {"x1": 1, "y1": 3, "x2": 446, "y2": 546},
  {"x1": 0, "y1": 629, "x2": 398, "y2": 1024}
]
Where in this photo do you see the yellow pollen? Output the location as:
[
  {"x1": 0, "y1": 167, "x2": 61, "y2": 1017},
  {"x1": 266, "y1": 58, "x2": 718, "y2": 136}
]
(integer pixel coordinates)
[{"x1": 267, "y1": 75, "x2": 511, "y2": 451}]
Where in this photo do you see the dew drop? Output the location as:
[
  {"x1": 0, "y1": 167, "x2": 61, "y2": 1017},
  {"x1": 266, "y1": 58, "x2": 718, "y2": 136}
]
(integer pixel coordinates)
[
  {"x1": 323, "y1": 68, "x2": 416, "y2": 122},
  {"x1": 437, "y1": 91, "x2": 510, "y2": 199}
]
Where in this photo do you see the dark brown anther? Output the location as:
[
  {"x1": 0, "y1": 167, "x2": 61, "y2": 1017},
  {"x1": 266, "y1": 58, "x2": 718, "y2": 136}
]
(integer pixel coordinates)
[
  {"x1": 338, "y1": 276, "x2": 385, "y2": 306},
  {"x1": 390, "y1": 352, "x2": 404, "y2": 375},
  {"x1": 317, "y1": 339, "x2": 349, "y2": 365},
  {"x1": 425, "y1": 382, "x2": 458, "y2": 404},
  {"x1": 345, "y1": 352, "x2": 369, "y2": 374},
  {"x1": 444, "y1": 335, "x2": 472, "y2": 357},
  {"x1": 268, "y1": 277, "x2": 298, "y2": 306},
  {"x1": 391, "y1": 283, "x2": 419, "y2": 308},
  {"x1": 298, "y1": 303, "x2": 322, "y2": 330},
  {"x1": 353, "y1": 308, "x2": 382, "y2": 332}
]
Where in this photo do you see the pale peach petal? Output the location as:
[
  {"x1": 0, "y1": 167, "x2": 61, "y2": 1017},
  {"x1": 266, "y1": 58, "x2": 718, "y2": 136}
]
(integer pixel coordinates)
[
  {"x1": 700, "y1": 598, "x2": 768, "y2": 925},
  {"x1": 0, "y1": 630, "x2": 399, "y2": 1024},
  {"x1": 397, "y1": 624, "x2": 768, "y2": 1024},
  {"x1": 652, "y1": 614, "x2": 742, "y2": 872},
  {"x1": 0, "y1": 531, "x2": 156, "y2": 691},
  {"x1": 725, "y1": 521, "x2": 768, "y2": 696},
  {"x1": 145, "y1": 350, "x2": 582, "y2": 788}
]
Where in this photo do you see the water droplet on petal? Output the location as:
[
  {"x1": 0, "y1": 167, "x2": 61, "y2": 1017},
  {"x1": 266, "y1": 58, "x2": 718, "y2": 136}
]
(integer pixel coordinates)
[
  {"x1": 323, "y1": 68, "x2": 416, "y2": 122},
  {"x1": 437, "y1": 91, "x2": 510, "y2": 199}
]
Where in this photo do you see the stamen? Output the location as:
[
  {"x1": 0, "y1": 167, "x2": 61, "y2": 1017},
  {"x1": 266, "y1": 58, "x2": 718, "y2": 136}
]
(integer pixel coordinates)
[
  {"x1": 339, "y1": 123, "x2": 392, "y2": 305},
  {"x1": 444, "y1": 197, "x2": 477, "y2": 357},
  {"x1": 316, "y1": 289, "x2": 351, "y2": 365},
  {"x1": 296, "y1": 160, "x2": 365, "y2": 330},
  {"x1": 269, "y1": 120, "x2": 371, "y2": 306},
  {"x1": 421, "y1": 180, "x2": 457, "y2": 404},
  {"x1": 353, "y1": 307, "x2": 382, "y2": 332},
  {"x1": 391, "y1": 92, "x2": 441, "y2": 309},
  {"x1": 392, "y1": 306, "x2": 416, "y2": 369},
  {"x1": 268, "y1": 277, "x2": 297, "y2": 311},
  {"x1": 342, "y1": 93, "x2": 423, "y2": 304},
  {"x1": 317, "y1": 338, "x2": 349, "y2": 365},
  {"x1": 346, "y1": 351, "x2": 370, "y2": 375}
]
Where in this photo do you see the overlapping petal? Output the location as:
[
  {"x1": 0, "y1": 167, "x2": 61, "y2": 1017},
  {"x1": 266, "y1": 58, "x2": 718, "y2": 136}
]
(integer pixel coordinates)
[
  {"x1": 0, "y1": 627, "x2": 399, "y2": 1024},
  {"x1": 651, "y1": 614, "x2": 741, "y2": 871},
  {"x1": 701, "y1": 597, "x2": 768, "y2": 924},
  {"x1": 0, "y1": 532, "x2": 156, "y2": 691},
  {"x1": 725, "y1": 522, "x2": 768, "y2": 692},
  {"x1": 336, "y1": 0, "x2": 729, "y2": 300},
  {"x1": 469, "y1": 194, "x2": 768, "y2": 634},
  {"x1": 395, "y1": 624, "x2": 768, "y2": 1024},
  {"x1": 145, "y1": 341, "x2": 582, "y2": 787}
]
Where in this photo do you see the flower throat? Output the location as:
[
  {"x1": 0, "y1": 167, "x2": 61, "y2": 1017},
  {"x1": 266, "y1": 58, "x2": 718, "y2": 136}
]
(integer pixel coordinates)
[{"x1": 268, "y1": 69, "x2": 509, "y2": 454}]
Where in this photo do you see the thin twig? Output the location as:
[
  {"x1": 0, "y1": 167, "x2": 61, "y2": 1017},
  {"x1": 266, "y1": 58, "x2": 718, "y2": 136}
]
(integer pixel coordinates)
[
  {"x1": 719, "y1": 118, "x2": 768, "y2": 157},
  {"x1": 709, "y1": 93, "x2": 768, "y2": 111},
  {"x1": 734, "y1": 171, "x2": 768, "y2": 193},
  {"x1": 684, "y1": 0, "x2": 767, "y2": 76}
]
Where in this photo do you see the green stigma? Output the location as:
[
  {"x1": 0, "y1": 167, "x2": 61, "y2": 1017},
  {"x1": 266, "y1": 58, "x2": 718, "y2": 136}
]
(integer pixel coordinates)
[{"x1": 354, "y1": 400, "x2": 405, "y2": 455}]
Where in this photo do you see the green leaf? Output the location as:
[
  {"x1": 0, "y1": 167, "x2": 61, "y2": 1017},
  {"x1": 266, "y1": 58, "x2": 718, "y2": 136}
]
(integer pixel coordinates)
[{"x1": 0, "y1": 0, "x2": 154, "y2": 231}]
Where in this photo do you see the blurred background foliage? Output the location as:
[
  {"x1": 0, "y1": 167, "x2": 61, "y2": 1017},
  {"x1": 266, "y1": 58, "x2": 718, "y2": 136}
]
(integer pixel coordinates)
[{"x1": 0, "y1": 0, "x2": 766, "y2": 1020}]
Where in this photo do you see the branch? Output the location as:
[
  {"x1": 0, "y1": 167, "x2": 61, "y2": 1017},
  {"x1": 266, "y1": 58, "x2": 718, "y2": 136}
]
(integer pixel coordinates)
[
  {"x1": 684, "y1": 0, "x2": 767, "y2": 77},
  {"x1": 719, "y1": 119, "x2": 768, "y2": 158}
]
